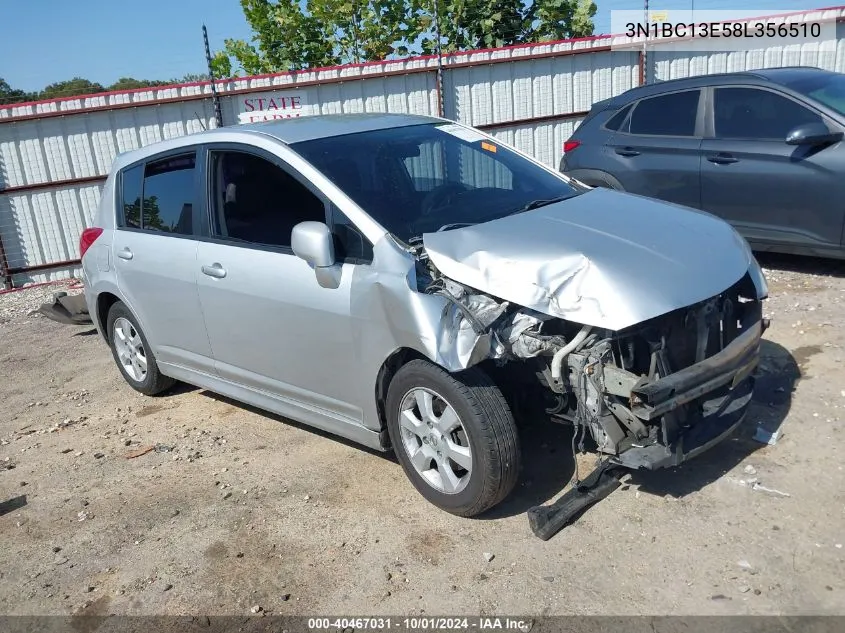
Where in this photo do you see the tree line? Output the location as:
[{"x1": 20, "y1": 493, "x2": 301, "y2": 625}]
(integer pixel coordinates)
[{"x1": 0, "y1": 74, "x2": 209, "y2": 105}]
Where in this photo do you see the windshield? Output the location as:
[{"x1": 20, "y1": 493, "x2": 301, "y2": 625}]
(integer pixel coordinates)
[
  {"x1": 784, "y1": 73, "x2": 845, "y2": 117},
  {"x1": 291, "y1": 122, "x2": 581, "y2": 243}
]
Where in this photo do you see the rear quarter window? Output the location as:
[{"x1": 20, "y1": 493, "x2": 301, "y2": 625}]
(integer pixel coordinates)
[
  {"x1": 121, "y1": 165, "x2": 143, "y2": 228},
  {"x1": 603, "y1": 104, "x2": 633, "y2": 132}
]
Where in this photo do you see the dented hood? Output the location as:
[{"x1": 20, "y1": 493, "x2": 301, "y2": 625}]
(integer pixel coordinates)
[{"x1": 422, "y1": 188, "x2": 755, "y2": 331}]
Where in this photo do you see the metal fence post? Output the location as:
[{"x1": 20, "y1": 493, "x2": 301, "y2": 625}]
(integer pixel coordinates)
[
  {"x1": 642, "y1": 0, "x2": 649, "y2": 86},
  {"x1": 433, "y1": 1, "x2": 446, "y2": 118},
  {"x1": 203, "y1": 24, "x2": 225, "y2": 129},
  {"x1": 0, "y1": 229, "x2": 11, "y2": 289}
]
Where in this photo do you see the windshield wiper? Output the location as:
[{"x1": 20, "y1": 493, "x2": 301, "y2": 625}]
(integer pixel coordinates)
[
  {"x1": 407, "y1": 222, "x2": 475, "y2": 245},
  {"x1": 511, "y1": 194, "x2": 575, "y2": 214}
]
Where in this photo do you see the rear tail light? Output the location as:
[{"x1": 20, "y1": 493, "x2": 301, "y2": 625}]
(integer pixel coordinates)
[
  {"x1": 563, "y1": 139, "x2": 581, "y2": 153},
  {"x1": 79, "y1": 227, "x2": 103, "y2": 259}
]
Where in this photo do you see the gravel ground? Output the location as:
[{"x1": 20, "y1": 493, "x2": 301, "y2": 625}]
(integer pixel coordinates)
[{"x1": 0, "y1": 255, "x2": 844, "y2": 617}]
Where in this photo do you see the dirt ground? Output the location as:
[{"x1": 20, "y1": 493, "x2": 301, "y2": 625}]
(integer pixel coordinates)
[{"x1": 1, "y1": 255, "x2": 844, "y2": 617}]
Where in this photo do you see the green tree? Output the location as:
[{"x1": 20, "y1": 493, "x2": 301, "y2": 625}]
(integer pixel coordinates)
[
  {"x1": 421, "y1": 0, "x2": 596, "y2": 53},
  {"x1": 529, "y1": 0, "x2": 596, "y2": 41},
  {"x1": 178, "y1": 73, "x2": 211, "y2": 83},
  {"x1": 108, "y1": 77, "x2": 171, "y2": 91},
  {"x1": 214, "y1": 0, "x2": 596, "y2": 74},
  {"x1": 309, "y1": 0, "x2": 424, "y2": 62},
  {"x1": 40, "y1": 77, "x2": 106, "y2": 100},
  {"x1": 211, "y1": 0, "x2": 338, "y2": 76},
  {"x1": 212, "y1": 0, "x2": 424, "y2": 76},
  {"x1": 0, "y1": 77, "x2": 36, "y2": 104},
  {"x1": 420, "y1": 0, "x2": 526, "y2": 53}
]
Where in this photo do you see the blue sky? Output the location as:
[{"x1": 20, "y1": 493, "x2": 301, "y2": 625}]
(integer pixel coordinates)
[
  {"x1": 0, "y1": 0, "x2": 832, "y2": 92},
  {"x1": 1, "y1": 0, "x2": 253, "y2": 91}
]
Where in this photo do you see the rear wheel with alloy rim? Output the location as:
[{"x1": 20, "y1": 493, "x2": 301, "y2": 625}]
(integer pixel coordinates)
[
  {"x1": 106, "y1": 301, "x2": 175, "y2": 396},
  {"x1": 113, "y1": 317, "x2": 147, "y2": 382},
  {"x1": 386, "y1": 359, "x2": 520, "y2": 517}
]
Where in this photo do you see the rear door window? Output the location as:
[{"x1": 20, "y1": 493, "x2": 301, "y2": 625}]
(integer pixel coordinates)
[
  {"x1": 713, "y1": 87, "x2": 823, "y2": 140},
  {"x1": 629, "y1": 90, "x2": 701, "y2": 137},
  {"x1": 141, "y1": 154, "x2": 196, "y2": 235}
]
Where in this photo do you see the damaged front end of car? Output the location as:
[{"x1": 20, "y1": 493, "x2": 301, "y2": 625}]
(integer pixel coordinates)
[
  {"x1": 399, "y1": 189, "x2": 769, "y2": 538},
  {"x1": 415, "y1": 248, "x2": 767, "y2": 473}
]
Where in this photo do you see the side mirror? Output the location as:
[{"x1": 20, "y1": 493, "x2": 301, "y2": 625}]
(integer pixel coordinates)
[
  {"x1": 785, "y1": 121, "x2": 843, "y2": 146},
  {"x1": 291, "y1": 221, "x2": 335, "y2": 268}
]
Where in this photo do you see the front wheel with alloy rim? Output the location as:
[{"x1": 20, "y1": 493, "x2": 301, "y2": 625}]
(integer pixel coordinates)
[
  {"x1": 385, "y1": 359, "x2": 520, "y2": 517},
  {"x1": 106, "y1": 301, "x2": 175, "y2": 396}
]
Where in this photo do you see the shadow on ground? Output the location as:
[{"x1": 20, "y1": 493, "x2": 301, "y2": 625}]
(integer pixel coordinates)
[
  {"x1": 757, "y1": 252, "x2": 845, "y2": 278},
  {"x1": 631, "y1": 339, "x2": 799, "y2": 498},
  {"x1": 480, "y1": 421, "x2": 576, "y2": 519},
  {"x1": 198, "y1": 390, "x2": 390, "y2": 460},
  {"x1": 163, "y1": 382, "x2": 200, "y2": 397},
  {"x1": 200, "y1": 386, "x2": 577, "y2": 519},
  {"x1": 0, "y1": 494, "x2": 27, "y2": 517}
]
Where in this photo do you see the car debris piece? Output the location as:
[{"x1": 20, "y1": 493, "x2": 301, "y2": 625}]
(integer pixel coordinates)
[
  {"x1": 527, "y1": 462, "x2": 625, "y2": 540},
  {"x1": 753, "y1": 427, "x2": 783, "y2": 445},
  {"x1": 751, "y1": 482, "x2": 791, "y2": 497},
  {"x1": 124, "y1": 445, "x2": 155, "y2": 459},
  {"x1": 37, "y1": 292, "x2": 92, "y2": 326}
]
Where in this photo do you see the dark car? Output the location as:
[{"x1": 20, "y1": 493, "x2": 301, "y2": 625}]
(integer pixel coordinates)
[{"x1": 560, "y1": 67, "x2": 845, "y2": 259}]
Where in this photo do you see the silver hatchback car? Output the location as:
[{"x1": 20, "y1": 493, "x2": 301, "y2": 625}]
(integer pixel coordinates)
[{"x1": 81, "y1": 113, "x2": 768, "y2": 520}]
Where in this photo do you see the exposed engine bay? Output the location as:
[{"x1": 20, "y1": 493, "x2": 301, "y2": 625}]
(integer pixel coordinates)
[{"x1": 414, "y1": 245, "x2": 767, "y2": 472}]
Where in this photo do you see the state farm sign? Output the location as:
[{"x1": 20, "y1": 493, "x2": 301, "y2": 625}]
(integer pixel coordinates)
[{"x1": 237, "y1": 91, "x2": 311, "y2": 124}]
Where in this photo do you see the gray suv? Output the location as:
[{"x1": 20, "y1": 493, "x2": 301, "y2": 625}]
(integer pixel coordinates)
[
  {"x1": 560, "y1": 67, "x2": 845, "y2": 259},
  {"x1": 80, "y1": 114, "x2": 767, "y2": 520}
]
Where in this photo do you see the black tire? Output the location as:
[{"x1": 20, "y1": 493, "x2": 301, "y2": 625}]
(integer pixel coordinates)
[
  {"x1": 106, "y1": 301, "x2": 175, "y2": 396},
  {"x1": 385, "y1": 359, "x2": 520, "y2": 517}
]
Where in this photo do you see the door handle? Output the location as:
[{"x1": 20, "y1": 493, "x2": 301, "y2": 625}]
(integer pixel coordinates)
[
  {"x1": 116, "y1": 247, "x2": 133, "y2": 260},
  {"x1": 707, "y1": 153, "x2": 739, "y2": 165},
  {"x1": 201, "y1": 263, "x2": 227, "y2": 279},
  {"x1": 615, "y1": 147, "x2": 640, "y2": 157}
]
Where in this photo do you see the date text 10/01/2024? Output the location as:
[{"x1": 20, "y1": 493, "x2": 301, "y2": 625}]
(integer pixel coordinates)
[
  {"x1": 308, "y1": 617, "x2": 533, "y2": 631},
  {"x1": 625, "y1": 21, "x2": 823, "y2": 39}
]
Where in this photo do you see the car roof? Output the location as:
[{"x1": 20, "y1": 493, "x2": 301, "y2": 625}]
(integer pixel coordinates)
[
  {"x1": 604, "y1": 66, "x2": 838, "y2": 107},
  {"x1": 111, "y1": 112, "x2": 441, "y2": 170}
]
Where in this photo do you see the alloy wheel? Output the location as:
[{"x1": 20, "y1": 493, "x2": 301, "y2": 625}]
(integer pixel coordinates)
[
  {"x1": 113, "y1": 317, "x2": 148, "y2": 382},
  {"x1": 398, "y1": 387, "x2": 473, "y2": 494}
]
